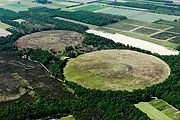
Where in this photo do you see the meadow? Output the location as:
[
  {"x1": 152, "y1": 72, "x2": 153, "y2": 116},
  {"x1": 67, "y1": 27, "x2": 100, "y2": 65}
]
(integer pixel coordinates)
[
  {"x1": 96, "y1": 7, "x2": 180, "y2": 22},
  {"x1": 64, "y1": 50, "x2": 170, "y2": 91},
  {"x1": 73, "y1": 5, "x2": 106, "y2": 11}
]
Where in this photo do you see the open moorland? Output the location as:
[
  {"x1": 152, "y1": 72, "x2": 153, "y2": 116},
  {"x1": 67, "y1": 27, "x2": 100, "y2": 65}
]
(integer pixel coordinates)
[
  {"x1": 16, "y1": 30, "x2": 84, "y2": 51},
  {"x1": 0, "y1": 52, "x2": 74, "y2": 102},
  {"x1": 64, "y1": 50, "x2": 170, "y2": 91}
]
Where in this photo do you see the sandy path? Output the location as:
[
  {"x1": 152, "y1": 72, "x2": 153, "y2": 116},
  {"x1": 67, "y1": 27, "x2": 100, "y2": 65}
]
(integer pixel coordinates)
[
  {"x1": 0, "y1": 28, "x2": 12, "y2": 37},
  {"x1": 86, "y1": 29, "x2": 179, "y2": 55}
]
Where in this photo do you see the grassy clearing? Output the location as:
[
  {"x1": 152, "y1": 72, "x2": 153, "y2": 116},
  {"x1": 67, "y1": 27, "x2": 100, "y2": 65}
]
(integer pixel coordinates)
[
  {"x1": 0, "y1": 22, "x2": 12, "y2": 29},
  {"x1": 135, "y1": 102, "x2": 172, "y2": 120},
  {"x1": 64, "y1": 50, "x2": 170, "y2": 91},
  {"x1": 154, "y1": 19, "x2": 180, "y2": 27},
  {"x1": 55, "y1": 17, "x2": 98, "y2": 29},
  {"x1": 73, "y1": 5, "x2": 106, "y2": 11},
  {"x1": 133, "y1": 27, "x2": 159, "y2": 35},
  {"x1": 149, "y1": 99, "x2": 180, "y2": 120},
  {"x1": 16, "y1": 30, "x2": 84, "y2": 51},
  {"x1": 97, "y1": 7, "x2": 180, "y2": 22},
  {"x1": 167, "y1": 27, "x2": 180, "y2": 33},
  {"x1": 96, "y1": 27, "x2": 177, "y2": 49}
]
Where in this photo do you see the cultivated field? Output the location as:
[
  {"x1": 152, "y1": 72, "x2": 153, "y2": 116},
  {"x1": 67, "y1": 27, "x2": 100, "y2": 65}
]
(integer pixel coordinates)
[
  {"x1": 64, "y1": 50, "x2": 170, "y2": 91},
  {"x1": 73, "y1": 5, "x2": 106, "y2": 11},
  {"x1": 16, "y1": 30, "x2": 84, "y2": 51},
  {"x1": 135, "y1": 102, "x2": 172, "y2": 120},
  {"x1": 96, "y1": 7, "x2": 180, "y2": 22},
  {"x1": 150, "y1": 99, "x2": 180, "y2": 120},
  {"x1": 87, "y1": 29, "x2": 179, "y2": 55},
  {"x1": 101, "y1": 18, "x2": 180, "y2": 48}
]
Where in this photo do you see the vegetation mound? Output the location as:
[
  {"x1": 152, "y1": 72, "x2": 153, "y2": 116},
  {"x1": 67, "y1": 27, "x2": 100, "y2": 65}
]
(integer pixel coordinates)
[
  {"x1": 64, "y1": 50, "x2": 170, "y2": 91},
  {"x1": 15, "y1": 30, "x2": 84, "y2": 51}
]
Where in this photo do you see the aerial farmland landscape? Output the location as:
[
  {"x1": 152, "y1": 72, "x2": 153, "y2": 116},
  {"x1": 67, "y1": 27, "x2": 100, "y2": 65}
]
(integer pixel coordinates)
[{"x1": 0, "y1": 0, "x2": 179, "y2": 120}]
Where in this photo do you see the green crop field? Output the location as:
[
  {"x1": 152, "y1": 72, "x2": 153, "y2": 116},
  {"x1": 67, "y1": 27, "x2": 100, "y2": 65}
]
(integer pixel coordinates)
[
  {"x1": 133, "y1": 27, "x2": 159, "y2": 35},
  {"x1": 97, "y1": 7, "x2": 180, "y2": 22},
  {"x1": 105, "y1": 22, "x2": 137, "y2": 31},
  {"x1": 149, "y1": 99, "x2": 180, "y2": 120},
  {"x1": 64, "y1": 50, "x2": 170, "y2": 91},
  {"x1": 73, "y1": 5, "x2": 106, "y2": 11},
  {"x1": 0, "y1": 22, "x2": 12, "y2": 29},
  {"x1": 135, "y1": 102, "x2": 172, "y2": 120}
]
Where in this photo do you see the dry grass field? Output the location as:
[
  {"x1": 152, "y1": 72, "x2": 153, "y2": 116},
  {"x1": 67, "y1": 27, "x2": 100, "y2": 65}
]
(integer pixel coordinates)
[
  {"x1": 64, "y1": 50, "x2": 170, "y2": 91},
  {"x1": 16, "y1": 30, "x2": 84, "y2": 51}
]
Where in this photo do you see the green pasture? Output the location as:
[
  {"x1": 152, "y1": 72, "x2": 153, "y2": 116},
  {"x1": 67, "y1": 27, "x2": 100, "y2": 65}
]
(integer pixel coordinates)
[
  {"x1": 55, "y1": 17, "x2": 98, "y2": 29},
  {"x1": 0, "y1": 22, "x2": 12, "y2": 29},
  {"x1": 97, "y1": 7, "x2": 180, "y2": 22},
  {"x1": 135, "y1": 102, "x2": 172, "y2": 120},
  {"x1": 74, "y1": 5, "x2": 106, "y2": 11},
  {"x1": 149, "y1": 99, "x2": 180, "y2": 120},
  {"x1": 97, "y1": 7, "x2": 143, "y2": 17},
  {"x1": 169, "y1": 37, "x2": 180, "y2": 44}
]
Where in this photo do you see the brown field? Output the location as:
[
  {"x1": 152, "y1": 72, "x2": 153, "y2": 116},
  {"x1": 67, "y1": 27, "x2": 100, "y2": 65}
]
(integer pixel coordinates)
[
  {"x1": 64, "y1": 50, "x2": 170, "y2": 91},
  {"x1": 0, "y1": 28, "x2": 12, "y2": 37},
  {"x1": 16, "y1": 30, "x2": 84, "y2": 51}
]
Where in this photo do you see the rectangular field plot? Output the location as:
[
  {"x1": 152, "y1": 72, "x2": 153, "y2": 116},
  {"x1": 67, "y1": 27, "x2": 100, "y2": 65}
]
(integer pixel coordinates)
[
  {"x1": 73, "y1": 5, "x2": 106, "y2": 11},
  {"x1": 169, "y1": 37, "x2": 180, "y2": 44},
  {"x1": 105, "y1": 22, "x2": 137, "y2": 31},
  {"x1": 149, "y1": 99, "x2": 180, "y2": 120},
  {"x1": 130, "y1": 12, "x2": 180, "y2": 22},
  {"x1": 151, "y1": 32, "x2": 177, "y2": 40},
  {"x1": 135, "y1": 102, "x2": 172, "y2": 120},
  {"x1": 133, "y1": 27, "x2": 159, "y2": 35},
  {"x1": 122, "y1": 19, "x2": 170, "y2": 30},
  {"x1": 97, "y1": 7, "x2": 180, "y2": 22}
]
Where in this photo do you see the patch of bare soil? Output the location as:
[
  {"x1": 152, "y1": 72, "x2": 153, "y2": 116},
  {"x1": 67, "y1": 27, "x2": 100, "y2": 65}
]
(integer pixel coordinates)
[{"x1": 0, "y1": 28, "x2": 12, "y2": 37}]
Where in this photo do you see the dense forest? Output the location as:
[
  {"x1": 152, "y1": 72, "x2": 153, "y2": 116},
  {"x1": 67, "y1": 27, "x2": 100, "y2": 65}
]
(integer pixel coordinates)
[
  {"x1": 0, "y1": 7, "x2": 179, "y2": 120},
  {"x1": 52, "y1": 10, "x2": 127, "y2": 26},
  {"x1": 103, "y1": 1, "x2": 180, "y2": 16}
]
